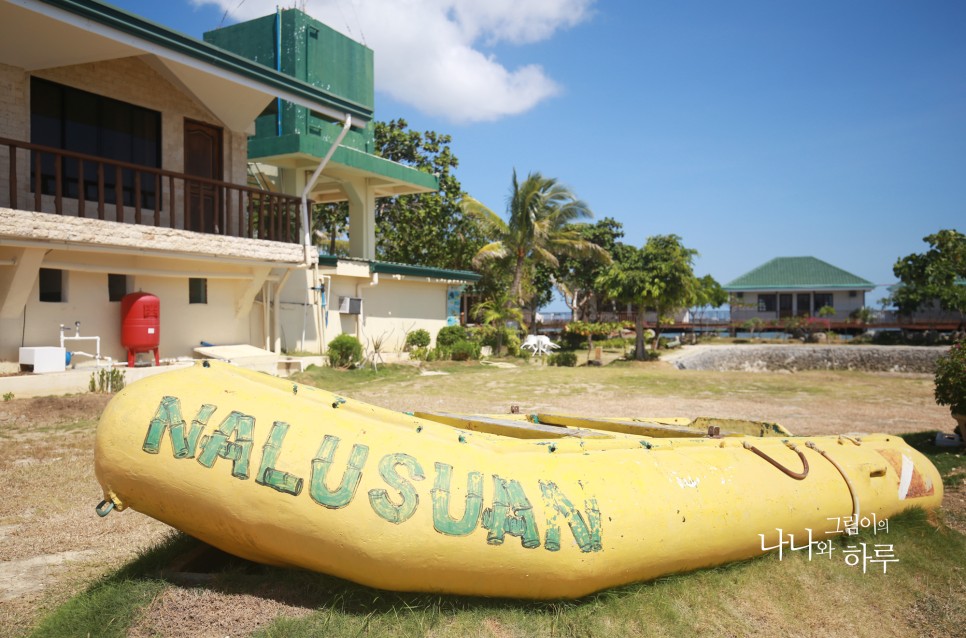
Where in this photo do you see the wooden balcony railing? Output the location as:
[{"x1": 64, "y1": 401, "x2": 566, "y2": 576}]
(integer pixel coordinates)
[{"x1": 1, "y1": 137, "x2": 301, "y2": 243}]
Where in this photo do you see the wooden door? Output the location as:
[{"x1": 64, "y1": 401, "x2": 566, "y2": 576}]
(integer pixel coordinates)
[{"x1": 184, "y1": 119, "x2": 223, "y2": 234}]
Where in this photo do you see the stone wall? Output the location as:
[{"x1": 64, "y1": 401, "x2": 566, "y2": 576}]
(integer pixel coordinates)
[{"x1": 672, "y1": 345, "x2": 948, "y2": 373}]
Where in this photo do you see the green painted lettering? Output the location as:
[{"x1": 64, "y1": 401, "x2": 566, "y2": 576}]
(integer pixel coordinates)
[
  {"x1": 481, "y1": 476, "x2": 540, "y2": 549},
  {"x1": 186, "y1": 404, "x2": 218, "y2": 457},
  {"x1": 539, "y1": 481, "x2": 602, "y2": 553},
  {"x1": 368, "y1": 453, "x2": 425, "y2": 524},
  {"x1": 142, "y1": 397, "x2": 216, "y2": 459},
  {"x1": 255, "y1": 421, "x2": 303, "y2": 496},
  {"x1": 197, "y1": 411, "x2": 255, "y2": 479},
  {"x1": 431, "y1": 462, "x2": 483, "y2": 536},
  {"x1": 309, "y1": 435, "x2": 369, "y2": 508}
]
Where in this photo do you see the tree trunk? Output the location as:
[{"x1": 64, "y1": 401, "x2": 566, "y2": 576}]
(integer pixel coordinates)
[
  {"x1": 635, "y1": 309, "x2": 647, "y2": 360},
  {"x1": 510, "y1": 252, "x2": 526, "y2": 306}
]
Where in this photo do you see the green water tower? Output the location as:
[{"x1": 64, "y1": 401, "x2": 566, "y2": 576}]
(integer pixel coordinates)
[{"x1": 204, "y1": 8, "x2": 376, "y2": 157}]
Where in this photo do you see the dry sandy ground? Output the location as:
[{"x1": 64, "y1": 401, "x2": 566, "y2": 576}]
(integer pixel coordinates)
[{"x1": 0, "y1": 364, "x2": 963, "y2": 638}]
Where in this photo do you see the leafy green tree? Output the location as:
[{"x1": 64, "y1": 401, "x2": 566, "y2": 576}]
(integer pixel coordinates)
[
  {"x1": 463, "y1": 170, "x2": 609, "y2": 311},
  {"x1": 473, "y1": 290, "x2": 525, "y2": 355},
  {"x1": 694, "y1": 274, "x2": 727, "y2": 309},
  {"x1": 554, "y1": 218, "x2": 623, "y2": 321},
  {"x1": 892, "y1": 229, "x2": 966, "y2": 318},
  {"x1": 564, "y1": 321, "x2": 622, "y2": 363},
  {"x1": 373, "y1": 119, "x2": 489, "y2": 270},
  {"x1": 313, "y1": 201, "x2": 349, "y2": 256},
  {"x1": 742, "y1": 317, "x2": 764, "y2": 339},
  {"x1": 526, "y1": 262, "x2": 556, "y2": 334},
  {"x1": 596, "y1": 235, "x2": 699, "y2": 359}
]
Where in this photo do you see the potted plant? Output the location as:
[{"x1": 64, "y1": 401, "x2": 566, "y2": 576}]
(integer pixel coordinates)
[{"x1": 934, "y1": 339, "x2": 966, "y2": 441}]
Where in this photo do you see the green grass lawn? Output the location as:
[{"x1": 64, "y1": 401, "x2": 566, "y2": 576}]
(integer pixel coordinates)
[{"x1": 28, "y1": 508, "x2": 966, "y2": 638}]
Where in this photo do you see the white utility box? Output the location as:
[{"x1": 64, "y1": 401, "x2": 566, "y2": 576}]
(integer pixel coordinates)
[{"x1": 19, "y1": 347, "x2": 67, "y2": 373}]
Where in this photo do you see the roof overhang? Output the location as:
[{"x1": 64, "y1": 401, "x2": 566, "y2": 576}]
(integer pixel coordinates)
[
  {"x1": 317, "y1": 254, "x2": 481, "y2": 283},
  {"x1": 249, "y1": 138, "x2": 439, "y2": 201},
  {"x1": 724, "y1": 285, "x2": 875, "y2": 292},
  {"x1": 0, "y1": 0, "x2": 372, "y2": 132}
]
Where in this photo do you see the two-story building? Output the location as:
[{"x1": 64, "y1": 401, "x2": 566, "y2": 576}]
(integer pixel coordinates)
[
  {"x1": 0, "y1": 0, "x2": 478, "y2": 372},
  {"x1": 724, "y1": 256, "x2": 874, "y2": 325}
]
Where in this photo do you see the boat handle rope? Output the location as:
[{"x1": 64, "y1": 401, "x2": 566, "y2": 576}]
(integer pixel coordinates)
[
  {"x1": 742, "y1": 441, "x2": 809, "y2": 480},
  {"x1": 806, "y1": 441, "x2": 860, "y2": 524},
  {"x1": 95, "y1": 500, "x2": 114, "y2": 517}
]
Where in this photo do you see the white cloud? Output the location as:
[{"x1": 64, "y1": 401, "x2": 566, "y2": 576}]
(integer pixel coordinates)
[{"x1": 193, "y1": 0, "x2": 595, "y2": 123}]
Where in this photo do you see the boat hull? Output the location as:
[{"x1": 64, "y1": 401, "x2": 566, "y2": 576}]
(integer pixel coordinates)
[{"x1": 94, "y1": 361, "x2": 942, "y2": 599}]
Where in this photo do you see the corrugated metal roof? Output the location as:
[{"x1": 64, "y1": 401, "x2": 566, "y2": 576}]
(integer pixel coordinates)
[
  {"x1": 317, "y1": 253, "x2": 481, "y2": 282},
  {"x1": 724, "y1": 257, "x2": 874, "y2": 291}
]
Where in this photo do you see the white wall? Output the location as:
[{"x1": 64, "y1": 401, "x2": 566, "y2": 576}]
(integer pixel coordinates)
[{"x1": 274, "y1": 269, "x2": 458, "y2": 356}]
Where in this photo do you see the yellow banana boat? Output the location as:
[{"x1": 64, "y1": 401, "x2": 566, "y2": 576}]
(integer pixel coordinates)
[{"x1": 94, "y1": 360, "x2": 942, "y2": 599}]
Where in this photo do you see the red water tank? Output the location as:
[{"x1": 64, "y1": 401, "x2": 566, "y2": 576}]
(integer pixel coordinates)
[{"x1": 121, "y1": 292, "x2": 160, "y2": 367}]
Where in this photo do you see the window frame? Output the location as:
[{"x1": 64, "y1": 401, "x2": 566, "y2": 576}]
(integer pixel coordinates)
[
  {"x1": 757, "y1": 293, "x2": 777, "y2": 313},
  {"x1": 189, "y1": 278, "x2": 208, "y2": 305},
  {"x1": 108, "y1": 273, "x2": 129, "y2": 302},
  {"x1": 813, "y1": 293, "x2": 834, "y2": 312},
  {"x1": 30, "y1": 77, "x2": 162, "y2": 208},
  {"x1": 39, "y1": 268, "x2": 65, "y2": 303}
]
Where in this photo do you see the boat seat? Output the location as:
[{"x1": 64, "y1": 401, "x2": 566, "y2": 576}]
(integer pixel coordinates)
[{"x1": 414, "y1": 411, "x2": 613, "y2": 440}]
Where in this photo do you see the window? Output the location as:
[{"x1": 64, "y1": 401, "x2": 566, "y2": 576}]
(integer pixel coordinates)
[
  {"x1": 30, "y1": 77, "x2": 161, "y2": 208},
  {"x1": 108, "y1": 274, "x2": 129, "y2": 302},
  {"x1": 39, "y1": 268, "x2": 64, "y2": 302},
  {"x1": 189, "y1": 278, "x2": 208, "y2": 304},
  {"x1": 796, "y1": 293, "x2": 811, "y2": 317},
  {"x1": 813, "y1": 293, "x2": 834, "y2": 312},
  {"x1": 757, "y1": 294, "x2": 776, "y2": 313}
]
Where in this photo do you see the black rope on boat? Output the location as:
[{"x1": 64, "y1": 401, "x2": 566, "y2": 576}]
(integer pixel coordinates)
[{"x1": 743, "y1": 441, "x2": 809, "y2": 480}]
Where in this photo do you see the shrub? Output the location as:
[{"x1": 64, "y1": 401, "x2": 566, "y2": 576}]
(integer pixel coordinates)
[
  {"x1": 934, "y1": 339, "x2": 966, "y2": 415},
  {"x1": 89, "y1": 368, "x2": 125, "y2": 393},
  {"x1": 327, "y1": 334, "x2": 362, "y2": 368},
  {"x1": 405, "y1": 329, "x2": 431, "y2": 350},
  {"x1": 449, "y1": 340, "x2": 481, "y2": 361},
  {"x1": 504, "y1": 331, "x2": 522, "y2": 357},
  {"x1": 409, "y1": 346, "x2": 430, "y2": 361},
  {"x1": 549, "y1": 351, "x2": 578, "y2": 367},
  {"x1": 436, "y1": 325, "x2": 467, "y2": 348}
]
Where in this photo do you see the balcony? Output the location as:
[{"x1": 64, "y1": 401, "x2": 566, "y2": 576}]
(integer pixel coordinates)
[{"x1": 0, "y1": 137, "x2": 302, "y2": 244}]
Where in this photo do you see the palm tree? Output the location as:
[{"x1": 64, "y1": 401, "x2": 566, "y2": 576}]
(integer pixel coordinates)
[
  {"x1": 473, "y1": 290, "x2": 525, "y2": 355},
  {"x1": 462, "y1": 170, "x2": 609, "y2": 310}
]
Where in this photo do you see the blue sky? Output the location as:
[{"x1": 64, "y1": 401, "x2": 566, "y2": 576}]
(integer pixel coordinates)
[{"x1": 111, "y1": 0, "x2": 965, "y2": 309}]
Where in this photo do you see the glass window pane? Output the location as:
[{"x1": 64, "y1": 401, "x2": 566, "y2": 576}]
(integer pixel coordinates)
[
  {"x1": 189, "y1": 278, "x2": 208, "y2": 304},
  {"x1": 108, "y1": 274, "x2": 128, "y2": 302},
  {"x1": 39, "y1": 268, "x2": 64, "y2": 303}
]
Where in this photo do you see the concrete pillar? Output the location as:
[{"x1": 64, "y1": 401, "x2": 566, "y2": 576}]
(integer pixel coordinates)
[
  {"x1": 344, "y1": 177, "x2": 376, "y2": 260},
  {"x1": 279, "y1": 166, "x2": 305, "y2": 197},
  {"x1": 0, "y1": 247, "x2": 44, "y2": 319}
]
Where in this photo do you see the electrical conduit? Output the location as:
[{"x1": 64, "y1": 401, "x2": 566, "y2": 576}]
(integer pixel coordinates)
[{"x1": 300, "y1": 115, "x2": 352, "y2": 354}]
